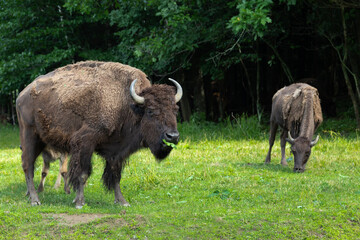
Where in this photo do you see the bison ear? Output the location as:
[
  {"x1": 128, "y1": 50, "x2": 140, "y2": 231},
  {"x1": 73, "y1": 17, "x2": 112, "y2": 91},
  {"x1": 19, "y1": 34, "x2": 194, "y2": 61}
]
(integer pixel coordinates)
[{"x1": 130, "y1": 104, "x2": 144, "y2": 116}]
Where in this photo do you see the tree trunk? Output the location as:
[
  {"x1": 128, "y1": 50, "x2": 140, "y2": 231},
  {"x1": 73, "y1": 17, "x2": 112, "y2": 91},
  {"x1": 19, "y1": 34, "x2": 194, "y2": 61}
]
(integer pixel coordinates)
[
  {"x1": 340, "y1": 6, "x2": 360, "y2": 128},
  {"x1": 177, "y1": 71, "x2": 191, "y2": 122},
  {"x1": 193, "y1": 67, "x2": 206, "y2": 113},
  {"x1": 349, "y1": 13, "x2": 360, "y2": 104},
  {"x1": 256, "y1": 40, "x2": 263, "y2": 122},
  {"x1": 10, "y1": 92, "x2": 16, "y2": 125},
  {"x1": 238, "y1": 44, "x2": 255, "y2": 114},
  {"x1": 348, "y1": 52, "x2": 360, "y2": 104},
  {"x1": 341, "y1": 63, "x2": 360, "y2": 127}
]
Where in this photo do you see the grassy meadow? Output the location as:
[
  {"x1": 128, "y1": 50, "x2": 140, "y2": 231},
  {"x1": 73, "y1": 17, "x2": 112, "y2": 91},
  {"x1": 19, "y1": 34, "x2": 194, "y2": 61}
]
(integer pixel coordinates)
[{"x1": 0, "y1": 116, "x2": 359, "y2": 239}]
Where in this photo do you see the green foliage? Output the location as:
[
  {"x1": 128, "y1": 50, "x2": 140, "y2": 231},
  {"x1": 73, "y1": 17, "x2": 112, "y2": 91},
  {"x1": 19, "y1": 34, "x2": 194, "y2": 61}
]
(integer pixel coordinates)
[
  {"x1": 0, "y1": 0, "x2": 358, "y2": 125},
  {"x1": 0, "y1": 0, "x2": 76, "y2": 93},
  {"x1": 0, "y1": 118, "x2": 359, "y2": 238},
  {"x1": 228, "y1": 0, "x2": 273, "y2": 39},
  {"x1": 162, "y1": 139, "x2": 177, "y2": 149},
  {"x1": 0, "y1": 0, "x2": 121, "y2": 94},
  {"x1": 63, "y1": 0, "x2": 112, "y2": 19}
]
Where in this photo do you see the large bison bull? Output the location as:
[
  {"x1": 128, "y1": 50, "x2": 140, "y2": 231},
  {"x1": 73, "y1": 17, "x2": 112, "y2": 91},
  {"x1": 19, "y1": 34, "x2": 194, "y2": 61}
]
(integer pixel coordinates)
[
  {"x1": 16, "y1": 61, "x2": 182, "y2": 208},
  {"x1": 265, "y1": 83, "x2": 323, "y2": 172}
]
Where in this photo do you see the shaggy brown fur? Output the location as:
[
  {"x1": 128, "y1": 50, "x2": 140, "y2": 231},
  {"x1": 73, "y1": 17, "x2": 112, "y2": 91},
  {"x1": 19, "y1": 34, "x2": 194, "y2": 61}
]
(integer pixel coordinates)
[
  {"x1": 275, "y1": 84, "x2": 322, "y2": 135},
  {"x1": 265, "y1": 83, "x2": 323, "y2": 172},
  {"x1": 16, "y1": 61, "x2": 181, "y2": 208}
]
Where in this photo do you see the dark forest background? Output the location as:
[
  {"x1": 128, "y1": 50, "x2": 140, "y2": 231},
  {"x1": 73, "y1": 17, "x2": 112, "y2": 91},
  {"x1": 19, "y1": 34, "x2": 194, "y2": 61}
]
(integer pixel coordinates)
[{"x1": 1, "y1": 0, "x2": 360, "y2": 127}]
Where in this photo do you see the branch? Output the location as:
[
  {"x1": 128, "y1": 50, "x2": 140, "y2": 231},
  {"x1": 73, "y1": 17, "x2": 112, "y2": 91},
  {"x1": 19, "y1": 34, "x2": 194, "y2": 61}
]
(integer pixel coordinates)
[
  {"x1": 152, "y1": 51, "x2": 195, "y2": 79},
  {"x1": 307, "y1": 0, "x2": 360, "y2": 8},
  {"x1": 262, "y1": 38, "x2": 294, "y2": 83},
  {"x1": 322, "y1": 30, "x2": 357, "y2": 79},
  {"x1": 205, "y1": 30, "x2": 245, "y2": 66}
]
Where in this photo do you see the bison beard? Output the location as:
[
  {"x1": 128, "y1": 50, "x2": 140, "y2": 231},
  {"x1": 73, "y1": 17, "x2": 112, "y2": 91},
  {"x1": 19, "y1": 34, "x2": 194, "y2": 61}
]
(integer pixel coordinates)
[{"x1": 16, "y1": 61, "x2": 182, "y2": 208}]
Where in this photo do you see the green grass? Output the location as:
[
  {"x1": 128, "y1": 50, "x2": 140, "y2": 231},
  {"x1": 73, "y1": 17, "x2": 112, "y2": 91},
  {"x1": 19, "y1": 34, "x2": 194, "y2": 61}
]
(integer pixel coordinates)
[{"x1": 0, "y1": 116, "x2": 359, "y2": 239}]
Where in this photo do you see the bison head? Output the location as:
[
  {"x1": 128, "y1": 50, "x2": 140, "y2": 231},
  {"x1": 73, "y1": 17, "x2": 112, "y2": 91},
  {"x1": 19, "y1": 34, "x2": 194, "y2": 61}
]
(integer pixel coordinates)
[
  {"x1": 286, "y1": 132, "x2": 319, "y2": 172},
  {"x1": 130, "y1": 78, "x2": 182, "y2": 160}
]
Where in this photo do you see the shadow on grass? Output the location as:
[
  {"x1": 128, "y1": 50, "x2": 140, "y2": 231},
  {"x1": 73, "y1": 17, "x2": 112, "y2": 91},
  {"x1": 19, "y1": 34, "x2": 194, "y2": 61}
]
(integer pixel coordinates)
[
  {"x1": 0, "y1": 182, "x2": 121, "y2": 210},
  {"x1": 234, "y1": 162, "x2": 294, "y2": 174}
]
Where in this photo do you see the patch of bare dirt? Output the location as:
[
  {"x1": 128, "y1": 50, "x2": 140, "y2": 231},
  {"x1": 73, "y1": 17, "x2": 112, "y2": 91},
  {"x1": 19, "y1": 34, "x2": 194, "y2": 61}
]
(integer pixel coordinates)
[{"x1": 43, "y1": 213, "x2": 111, "y2": 226}]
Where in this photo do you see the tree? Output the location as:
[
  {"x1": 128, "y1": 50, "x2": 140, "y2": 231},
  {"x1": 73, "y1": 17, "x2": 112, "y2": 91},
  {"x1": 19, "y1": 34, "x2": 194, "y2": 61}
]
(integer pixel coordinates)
[
  {"x1": 0, "y1": 0, "x2": 358, "y2": 124},
  {"x1": 0, "y1": 0, "x2": 80, "y2": 93},
  {"x1": 309, "y1": 0, "x2": 360, "y2": 128}
]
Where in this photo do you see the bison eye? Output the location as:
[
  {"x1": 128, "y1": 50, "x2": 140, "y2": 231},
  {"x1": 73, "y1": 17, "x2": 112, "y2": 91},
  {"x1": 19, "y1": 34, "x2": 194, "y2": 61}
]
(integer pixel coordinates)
[
  {"x1": 146, "y1": 109, "x2": 154, "y2": 116},
  {"x1": 146, "y1": 108, "x2": 160, "y2": 117}
]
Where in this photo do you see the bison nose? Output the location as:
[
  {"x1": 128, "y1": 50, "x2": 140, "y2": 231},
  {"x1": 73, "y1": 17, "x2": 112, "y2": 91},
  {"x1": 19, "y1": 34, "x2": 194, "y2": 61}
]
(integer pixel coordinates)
[{"x1": 164, "y1": 131, "x2": 179, "y2": 144}]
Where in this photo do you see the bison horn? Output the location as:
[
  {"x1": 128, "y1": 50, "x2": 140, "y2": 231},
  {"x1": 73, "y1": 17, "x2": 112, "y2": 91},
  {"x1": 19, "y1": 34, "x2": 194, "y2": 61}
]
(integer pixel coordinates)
[
  {"x1": 310, "y1": 135, "x2": 320, "y2": 147},
  {"x1": 168, "y1": 78, "x2": 183, "y2": 103},
  {"x1": 286, "y1": 131, "x2": 295, "y2": 144},
  {"x1": 130, "y1": 79, "x2": 145, "y2": 104}
]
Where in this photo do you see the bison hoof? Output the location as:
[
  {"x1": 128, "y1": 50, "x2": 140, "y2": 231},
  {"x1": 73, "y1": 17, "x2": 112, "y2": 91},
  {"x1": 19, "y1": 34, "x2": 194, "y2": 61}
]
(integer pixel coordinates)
[
  {"x1": 75, "y1": 204, "x2": 84, "y2": 209},
  {"x1": 281, "y1": 161, "x2": 288, "y2": 166},
  {"x1": 74, "y1": 202, "x2": 85, "y2": 209},
  {"x1": 31, "y1": 200, "x2": 41, "y2": 206},
  {"x1": 73, "y1": 197, "x2": 85, "y2": 208},
  {"x1": 29, "y1": 193, "x2": 41, "y2": 206},
  {"x1": 114, "y1": 200, "x2": 130, "y2": 207}
]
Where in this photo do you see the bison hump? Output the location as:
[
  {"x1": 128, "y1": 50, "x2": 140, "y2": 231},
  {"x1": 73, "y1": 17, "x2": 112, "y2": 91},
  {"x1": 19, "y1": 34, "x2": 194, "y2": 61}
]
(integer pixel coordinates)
[{"x1": 276, "y1": 84, "x2": 322, "y2": 128}]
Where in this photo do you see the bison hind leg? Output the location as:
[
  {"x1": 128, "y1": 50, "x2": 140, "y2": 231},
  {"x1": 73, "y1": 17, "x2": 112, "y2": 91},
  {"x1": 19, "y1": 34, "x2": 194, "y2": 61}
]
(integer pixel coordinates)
[
  {"x1": 20, "y1": 130, "x2": 45, "y2": 206},
  {"x1": 37, "y1": 159, "x2": 50, "y2": 193}
]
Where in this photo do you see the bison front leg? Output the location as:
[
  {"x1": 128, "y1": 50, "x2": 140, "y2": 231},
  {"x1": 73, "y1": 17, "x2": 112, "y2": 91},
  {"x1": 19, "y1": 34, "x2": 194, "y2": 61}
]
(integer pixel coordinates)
[
  {"x1": 68, "y1": 133, "x2": 95, "y2": 209},
  {"x1": 265, "y1": 121, "x2": 278, "y2": 164},
  {"x1": 72, "y1": 173, "x2": 88, "y2": 209},
  {"x1": 114, "y1": 182, "x2": 130, "y2": 207},
  {"x1": 280, "y1": 130, "x2": 288, "y2": 166},
  {"x1": 102, "y1": 161, "x2": 130, "y2": 207}
]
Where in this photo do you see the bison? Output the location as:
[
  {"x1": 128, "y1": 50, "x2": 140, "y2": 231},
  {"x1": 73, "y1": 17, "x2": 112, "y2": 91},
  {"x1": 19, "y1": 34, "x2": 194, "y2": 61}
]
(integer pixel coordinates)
[
  {"x1": 265, "y1": 83, "x2": 323, "y2": 172},
  {"x1": 16, "y1": 61, "x2": 182, "y2": 208},
  {"x1": 37, "y1": 147, "x2": 70, "y2": 194}
]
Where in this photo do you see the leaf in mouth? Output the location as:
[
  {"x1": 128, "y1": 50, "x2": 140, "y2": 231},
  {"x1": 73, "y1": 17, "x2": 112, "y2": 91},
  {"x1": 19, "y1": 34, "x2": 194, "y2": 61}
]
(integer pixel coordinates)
[{"x1": 162, "y1": 139, "x2": 177, "y2": 149}]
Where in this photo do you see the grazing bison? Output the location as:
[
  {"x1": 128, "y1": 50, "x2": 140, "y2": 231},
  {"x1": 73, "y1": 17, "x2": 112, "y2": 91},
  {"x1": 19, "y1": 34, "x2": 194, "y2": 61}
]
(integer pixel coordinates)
[
  {"x1": 265, "y1": 83, "x2": 323, "y2": 172},
  {"x1": 37, "y1": 147, "x2": 70, "y2": 194},
  {"x1": 16, "y1": 61, "x2": 182, "y2": 208}
]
